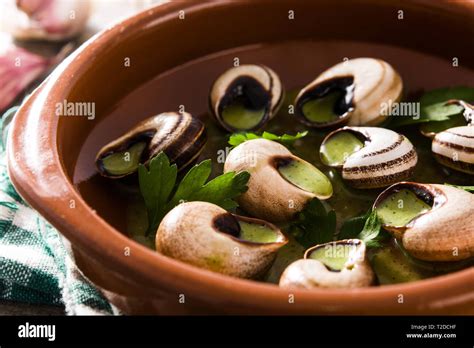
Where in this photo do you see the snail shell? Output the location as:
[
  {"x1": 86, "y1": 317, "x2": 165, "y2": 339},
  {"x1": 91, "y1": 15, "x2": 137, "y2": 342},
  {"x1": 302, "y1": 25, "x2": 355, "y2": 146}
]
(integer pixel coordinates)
[
  {"x1": 374, "y1": 182, "x2": 474, "y2": 261},
  {"x1": 295, "y1": 58, "x2": 402, "y2": 128},
  {"x1": 279, "y1": 239, "x2": 374, "y2": 289},
  {"x1": 209, "y1": 64, "x2": 284, "y2": 132},
  {"x1": 432, "y1": 125, "x2": 474, "y2": 175},
  {"x1": 96, "y1": 112, "x2": 206, "y2": 178},
  {"x1": 320, "y1": 127, "x2": 417, "y2": 189},
  {"x1": 224, "y1": 139, "x2": 332, "y2": 222},
  {"x1": 156, "y1": 201, "x2": 288, "y2": 279}
]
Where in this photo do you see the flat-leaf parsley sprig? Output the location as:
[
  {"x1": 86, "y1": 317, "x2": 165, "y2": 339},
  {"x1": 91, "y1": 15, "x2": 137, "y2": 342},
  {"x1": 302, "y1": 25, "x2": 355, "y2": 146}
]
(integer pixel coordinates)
[{"x1": 138, "y1": 152, "x2": 250, "y2": 236}]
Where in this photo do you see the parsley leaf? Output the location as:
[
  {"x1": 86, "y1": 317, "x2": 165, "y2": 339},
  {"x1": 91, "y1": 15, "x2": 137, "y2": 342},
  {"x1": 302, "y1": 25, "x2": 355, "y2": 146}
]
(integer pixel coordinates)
[
  {"x1": 419, "y1": 87, "x2": 474, "y2": 120},
  {"x1": 229, "y1": 131, "x2": 308, "y2": 147},
  {"x1": 289, "y1": 199, "x2": 336, "y2": 249},
  {"x1": 445, "y1": 184, "x2": 474, "y2": 193},
  {"x1": 390, "y1": 87, "x2": 474, "y2": 127},
  {"x1": 138, "y1": 152, "x2": 177, "y2": 235},
  {"x1": 186, "y1": 170, "x2": 251, "y2": 210},
  {"x1": 139, "y1": 152, "x2": 250, "y2": 236},
  {"x1": 168, "y1": 159, "x2": 213, "y2": 207},
  {"x1": 419, "y1": 114, "x2": 466, "y2": 136},
  {"x1": 339, "y1": 209, "x2": 388, "y2": 248},
  {"x1": 358, "y1": 210, "x2": 385, "y2": 248},
  {"x1": 338, "y1": 210, "x2": 371, "y2": 240}
]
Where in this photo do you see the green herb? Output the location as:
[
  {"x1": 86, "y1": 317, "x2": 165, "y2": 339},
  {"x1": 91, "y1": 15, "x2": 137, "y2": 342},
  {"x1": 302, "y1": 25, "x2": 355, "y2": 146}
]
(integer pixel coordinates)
[
  {"x1": 358, "y1": 210, "x2": 386, "y2": 248},
  {"x1": 290, "y1": 202, "x2": 387, "y2": 249},
  {"x1": 289, "y1": 198, "x2": 336, "y2": 248},
  {"x1": 445, "y1": 184, "x2": 474, "y2": 193},
  {"x1": 338, "y1": 210, "x2": 371, "y2": 240},
  {"x1": 390, "y1": 87, "x2": 474, "y2": 127},
  {"x1": 339, "y1": 209, "x2": 388, "y2": 248},
  {"x1": 138, "y1": 152, "x2": 177, "y2": 235},
  {"x1": 138, "y1": 152, "x2": 250, "y2": 236},
  {"x1": 228, "y1": 131, "x2": 308, "y2": 147},
  {"x1": 419, "y1": 114, "x2": 466, "y2": 136}
]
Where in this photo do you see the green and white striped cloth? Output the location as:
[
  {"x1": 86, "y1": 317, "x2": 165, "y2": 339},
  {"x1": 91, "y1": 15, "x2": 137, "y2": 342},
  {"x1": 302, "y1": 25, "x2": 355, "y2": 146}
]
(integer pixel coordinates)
[{"x1": 0, "y1": 108, "x2": 115, "y2": 315}]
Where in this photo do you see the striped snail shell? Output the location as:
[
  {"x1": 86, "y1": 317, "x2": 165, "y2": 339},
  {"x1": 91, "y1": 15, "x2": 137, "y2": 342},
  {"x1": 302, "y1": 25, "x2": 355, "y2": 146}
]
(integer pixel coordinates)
[
  {"x1": 432, "y1": 100, "x2": 474, "y2": 175},
  {"x1": 295, "y1": 58, "x2": 403, "y2": 128},
  {"x1": 209, "y1": 64, "x2": 284, "y2": 132},
  {"x1": 320, "y1": 127, "x2": 417, "y2": 189},
  {"x1": 96, "y1": 112, "x2": 206, "y2": 178},
  {"x1": 432, "y1": 125, "x2": 474, "y2": 175}
]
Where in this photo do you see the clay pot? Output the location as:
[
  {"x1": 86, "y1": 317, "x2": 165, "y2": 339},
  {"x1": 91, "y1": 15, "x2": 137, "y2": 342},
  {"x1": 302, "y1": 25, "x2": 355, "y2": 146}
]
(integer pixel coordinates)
[{"x1": 8, "y1": 0, "x2": 474, "y2": 314}]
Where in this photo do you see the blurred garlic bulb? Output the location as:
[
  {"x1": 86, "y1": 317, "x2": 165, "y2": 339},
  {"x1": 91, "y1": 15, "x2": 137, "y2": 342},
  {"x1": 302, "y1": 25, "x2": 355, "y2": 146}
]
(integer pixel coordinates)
[
  {"x1": 2, "y1": 0, "x2": 91, "y2": 41},
  {"x1": 0, "y1": 33, "x2": 72, "y2": 111}
]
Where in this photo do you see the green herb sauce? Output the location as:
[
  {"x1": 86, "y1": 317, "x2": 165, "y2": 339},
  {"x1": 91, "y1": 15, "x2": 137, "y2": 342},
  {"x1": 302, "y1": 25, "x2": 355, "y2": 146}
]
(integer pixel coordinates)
[
  {"x1": 308, "y1": 244, "x2": 356, "y2": 271},
  {"x1": 277, "y1": 159, "x2": 333, "y2": 197},
  {"x1": 320, "y1": 131, "x2": 365, "y2": 166},
  {"x1": 221, "y1": 102, "x2": 265, "y2": 130},
  {"x1": 302, "y1": 91, "x2": 343, "y2": 123},
  {"x1": 101, "y1": 142, "x2": 146, "y2": 176},
  {"x1": 239, "y1": 221, "x2": 279, "y2": 243},
  {"x1": 376, "y1": 189, "x2": 431, "y2": 227},
  {"x1": 371, "y1": 247, "x2": 424, "y2": 284}
]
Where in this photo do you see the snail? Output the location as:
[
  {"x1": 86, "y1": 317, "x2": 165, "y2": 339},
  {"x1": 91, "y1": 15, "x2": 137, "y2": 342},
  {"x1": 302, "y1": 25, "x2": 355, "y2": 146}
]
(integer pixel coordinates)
[
  {"x1": 96, "y1": 112, "x2": 206, "y2": 178},
  {"x1": 432, "y1": 100, "x2": 474, "y2": 175},
  {"x1": 319, "y1": 127, "x2": 417, "y2": 189},
  {"x1": 156, "y1": 201, "x2": 288, "y2": 279},
  {"x1": 374, "y1": 182, "x2": 474, "y2": 261},
  {"x1": 295, "y1": 58, "x2": 403, "y2": 128},
  {"x1": 209, "y1": 64, "x2": 284, "y2": 132},
  {"x1": 279, "y1": 239, "x2": 374, "y2": 289},
  {"x1": 224, "y1": 139, "x2": 333, "y2": 222}
]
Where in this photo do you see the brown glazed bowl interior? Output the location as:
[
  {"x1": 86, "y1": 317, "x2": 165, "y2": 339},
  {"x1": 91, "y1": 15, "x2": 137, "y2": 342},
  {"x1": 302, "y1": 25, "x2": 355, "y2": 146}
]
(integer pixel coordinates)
[{"x1": 7, "y1": 0, "x2": 474, "y2": 314}]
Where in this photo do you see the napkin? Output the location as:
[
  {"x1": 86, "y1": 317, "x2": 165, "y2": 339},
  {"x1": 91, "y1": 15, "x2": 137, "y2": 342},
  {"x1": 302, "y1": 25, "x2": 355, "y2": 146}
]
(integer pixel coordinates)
[{"x1": 0, "y1": 109, "x2": 115, "y2": 315}]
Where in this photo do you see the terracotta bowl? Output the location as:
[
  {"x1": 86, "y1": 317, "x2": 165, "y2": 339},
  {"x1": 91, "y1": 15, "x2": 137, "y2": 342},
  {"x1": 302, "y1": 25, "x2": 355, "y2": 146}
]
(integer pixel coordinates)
[{"x1": 7, "y1": 0, "x2": 474, "y2": 314}]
